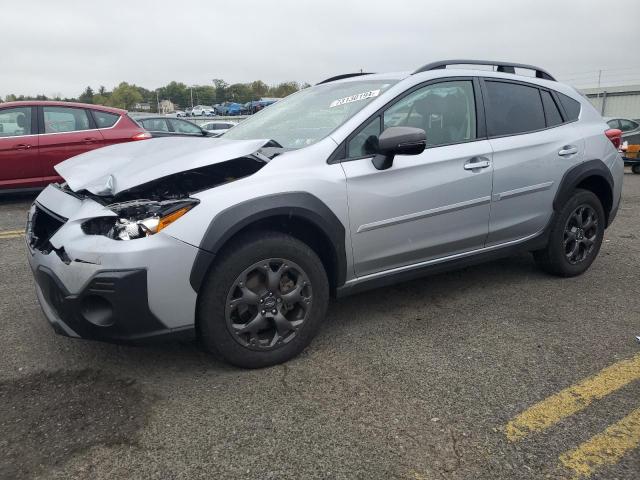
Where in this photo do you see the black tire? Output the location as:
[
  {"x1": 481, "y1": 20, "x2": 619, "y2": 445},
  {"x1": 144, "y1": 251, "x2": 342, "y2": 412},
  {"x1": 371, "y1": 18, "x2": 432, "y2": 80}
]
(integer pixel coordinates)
[
  {"x1": 198, "y1": 231, "x2": 329, "y2": 368},
  {"x1": 533, "y1": 189, "x2": 605, "y2": 277},
  {"x1": 632, "y1": 165, "x2": 640, "y2": 174}
]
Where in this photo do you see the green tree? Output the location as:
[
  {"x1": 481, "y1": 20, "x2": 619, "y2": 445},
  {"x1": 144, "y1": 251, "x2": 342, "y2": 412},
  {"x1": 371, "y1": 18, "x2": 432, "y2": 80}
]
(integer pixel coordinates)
[
  {"x1": 212, "y1": 79, "x2": 228, "y2": 104},
  {"x1": 249, "y1": 80, "x2": 269, "y2": 99},
  {"x1": 79, "y1": 86, "x2": 94, "y2": 104},
  {"x1": 107, "y1": 82, "x2": 143, "y2": 110}
]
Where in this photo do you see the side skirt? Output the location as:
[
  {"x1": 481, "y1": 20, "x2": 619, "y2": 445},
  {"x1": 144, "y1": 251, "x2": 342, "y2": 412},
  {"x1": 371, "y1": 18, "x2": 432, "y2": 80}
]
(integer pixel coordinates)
[{"x1": 335, "y1": 227, "x2": 550, "y2": 298}]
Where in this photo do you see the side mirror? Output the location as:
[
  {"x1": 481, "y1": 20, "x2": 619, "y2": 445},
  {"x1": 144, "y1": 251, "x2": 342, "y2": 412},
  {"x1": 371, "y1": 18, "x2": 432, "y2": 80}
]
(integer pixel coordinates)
[{"x1": 372, "y1": 126, "x2": 426, "y2": 170}]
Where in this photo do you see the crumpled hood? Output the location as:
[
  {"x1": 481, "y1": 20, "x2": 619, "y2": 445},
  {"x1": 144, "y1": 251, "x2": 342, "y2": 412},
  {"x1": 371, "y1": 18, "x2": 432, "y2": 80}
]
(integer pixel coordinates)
[{"x1": 55, "y1": 136, "x2": 270, "y2": 195}]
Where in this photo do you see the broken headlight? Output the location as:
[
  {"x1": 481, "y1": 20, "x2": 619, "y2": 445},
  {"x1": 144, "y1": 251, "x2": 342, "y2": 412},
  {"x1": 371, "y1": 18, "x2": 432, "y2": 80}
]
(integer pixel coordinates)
[{"x1": 82, "y1": 199, "x2": 198, "y2": 240}]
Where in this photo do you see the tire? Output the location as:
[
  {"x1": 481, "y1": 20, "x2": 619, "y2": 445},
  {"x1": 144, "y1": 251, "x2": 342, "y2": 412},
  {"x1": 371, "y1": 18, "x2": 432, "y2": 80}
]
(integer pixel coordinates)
[
  {"x1": 632, "y1": 165, "x2": 640, "y2": 174},
  {"x1": 533, "y1": 189, "x2": 605, "y2": 277},
  {"x1": 198, "y1": 231, "x2": 329, "y2": 368}
]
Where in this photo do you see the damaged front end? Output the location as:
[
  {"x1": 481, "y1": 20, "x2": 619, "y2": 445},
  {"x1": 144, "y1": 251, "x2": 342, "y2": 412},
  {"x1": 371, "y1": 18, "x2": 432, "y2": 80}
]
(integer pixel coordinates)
[{"x1": 70, "y1": 155, "x2": 268, "y2": 241}]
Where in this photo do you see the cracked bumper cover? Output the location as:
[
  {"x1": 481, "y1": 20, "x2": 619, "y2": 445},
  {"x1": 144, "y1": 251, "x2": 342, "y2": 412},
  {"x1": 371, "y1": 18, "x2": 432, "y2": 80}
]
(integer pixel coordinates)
[{"x1": 26, "y1": 186, "x2": 200, "y2": 344}]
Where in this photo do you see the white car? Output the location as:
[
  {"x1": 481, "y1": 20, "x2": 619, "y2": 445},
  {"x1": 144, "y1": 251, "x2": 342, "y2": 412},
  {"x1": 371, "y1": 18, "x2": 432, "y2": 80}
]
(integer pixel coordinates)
[
  {"x1": 175, "y1": 110, "x2": 187, "y2": 117},
  {"x1": 201, "y1": 121, "x2": 236, "y2": 136},
  {"x1": 191, "y1": 105, "x2": 215, "y2": 116}
]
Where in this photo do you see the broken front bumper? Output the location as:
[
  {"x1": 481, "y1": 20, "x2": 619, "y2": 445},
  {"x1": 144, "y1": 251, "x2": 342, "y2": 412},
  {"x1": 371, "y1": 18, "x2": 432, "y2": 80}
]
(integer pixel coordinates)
[{"x1": 26, "y1": 185, "x2": 199, "y2": 344}]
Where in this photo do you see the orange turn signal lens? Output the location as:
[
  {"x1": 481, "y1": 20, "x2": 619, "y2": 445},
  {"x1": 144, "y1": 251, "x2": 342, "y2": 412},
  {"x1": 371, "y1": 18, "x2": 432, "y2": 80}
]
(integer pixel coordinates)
[{"x1": 157, "y1": 206, "x2": 191, "y2": 232}]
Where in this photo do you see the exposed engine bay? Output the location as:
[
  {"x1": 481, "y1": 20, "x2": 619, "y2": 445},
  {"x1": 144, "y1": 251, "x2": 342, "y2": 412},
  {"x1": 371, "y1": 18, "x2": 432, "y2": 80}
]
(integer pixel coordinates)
[{"x1": 75, "y1": 155, "x2": 267, "y2": 240}]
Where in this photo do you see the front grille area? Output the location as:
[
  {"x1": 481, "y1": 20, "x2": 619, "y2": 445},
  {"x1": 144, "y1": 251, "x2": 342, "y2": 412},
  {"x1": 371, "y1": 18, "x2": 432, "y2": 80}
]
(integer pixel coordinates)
[{"x1": 29, "y1": 204, "x2": 67, "y2": 253}]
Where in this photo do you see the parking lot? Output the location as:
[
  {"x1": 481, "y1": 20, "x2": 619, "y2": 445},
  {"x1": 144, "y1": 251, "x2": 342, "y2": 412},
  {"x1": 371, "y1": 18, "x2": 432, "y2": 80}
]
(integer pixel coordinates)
[{"x1": 0, "y1": 172, "x2": 638, "y2": 480}]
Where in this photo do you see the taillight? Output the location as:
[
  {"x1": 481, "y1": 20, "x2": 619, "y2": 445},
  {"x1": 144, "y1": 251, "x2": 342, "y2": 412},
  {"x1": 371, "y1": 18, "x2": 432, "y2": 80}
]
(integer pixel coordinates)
[
  {"x1": 605, "y1": 128, "x2": 622, "y2": 150},
  {"x1": 132, "y1": 131, "x2": 152, "y2": 141}
]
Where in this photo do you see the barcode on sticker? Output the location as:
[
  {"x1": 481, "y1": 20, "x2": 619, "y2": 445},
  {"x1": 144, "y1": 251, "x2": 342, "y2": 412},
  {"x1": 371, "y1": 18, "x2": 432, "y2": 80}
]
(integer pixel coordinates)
[{"x1": 329, "y1": 89, "x2": 380, "y2": 108}]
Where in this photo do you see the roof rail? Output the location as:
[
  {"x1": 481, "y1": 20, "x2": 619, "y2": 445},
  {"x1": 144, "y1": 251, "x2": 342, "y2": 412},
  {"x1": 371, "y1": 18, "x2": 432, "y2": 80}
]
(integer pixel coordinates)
[
  {"x1": 317, "y1": 72, "x2": 375, "y2": 85},
  {"x1": 412, "y1": 60, "x2": 556, "y2": 81}
]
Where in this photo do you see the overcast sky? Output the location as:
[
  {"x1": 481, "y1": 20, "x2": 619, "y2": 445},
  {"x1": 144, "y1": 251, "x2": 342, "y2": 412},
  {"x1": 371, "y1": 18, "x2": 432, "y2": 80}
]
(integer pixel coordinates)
[{"x1": 2, "y1": 0, "x2": 639, "y2": 98}]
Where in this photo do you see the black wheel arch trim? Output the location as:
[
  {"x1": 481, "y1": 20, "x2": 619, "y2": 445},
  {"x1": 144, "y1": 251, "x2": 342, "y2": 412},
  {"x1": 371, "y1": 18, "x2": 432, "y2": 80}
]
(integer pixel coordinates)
[
  {"x1": 552, "y1": 159, "x2": 614, "y2": 226},
  {"x1": 189, "y1": 192, "x2": 347, "y2": 293}
]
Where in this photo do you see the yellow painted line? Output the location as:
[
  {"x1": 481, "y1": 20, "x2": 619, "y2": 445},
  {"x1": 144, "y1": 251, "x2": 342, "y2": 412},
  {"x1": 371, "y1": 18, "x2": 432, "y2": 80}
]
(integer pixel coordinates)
[
  {"x1": 506, "y1": 353, "x2": 640, "y2": 441},
  {"x1": 0, "y1": 233, "x2": 24, "y2": 239},
  {"x1": 0, "y1": 229, "x2": 25, "y2": 235},
  {"x1": 559, "y1": 407, "x2": 640, "y2": 478}
]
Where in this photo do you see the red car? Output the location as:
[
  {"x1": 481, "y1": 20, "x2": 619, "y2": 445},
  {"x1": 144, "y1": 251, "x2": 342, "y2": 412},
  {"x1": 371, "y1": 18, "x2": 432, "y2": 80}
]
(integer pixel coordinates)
[{"x1": 0, "y1": 101, "x2": 150, "y2": 192}]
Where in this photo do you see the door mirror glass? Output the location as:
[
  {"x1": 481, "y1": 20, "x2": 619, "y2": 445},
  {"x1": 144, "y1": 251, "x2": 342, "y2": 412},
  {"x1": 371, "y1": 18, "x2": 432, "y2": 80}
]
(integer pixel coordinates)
[{"x1": 372, "y1": 126, "x2": 426, "y2": 170}]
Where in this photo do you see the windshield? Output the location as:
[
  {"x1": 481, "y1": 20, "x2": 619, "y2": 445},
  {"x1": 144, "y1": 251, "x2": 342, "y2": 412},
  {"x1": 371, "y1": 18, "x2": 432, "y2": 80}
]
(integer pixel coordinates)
[{"x1": 224, "y1": 79, "x2": 398, "y2": 148}]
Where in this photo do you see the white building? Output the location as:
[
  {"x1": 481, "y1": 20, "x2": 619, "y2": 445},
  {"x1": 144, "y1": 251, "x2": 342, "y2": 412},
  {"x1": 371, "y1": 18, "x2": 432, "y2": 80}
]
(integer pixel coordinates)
[{"x1": 580, "y1": 84, "x2": 640, "y2": 119}]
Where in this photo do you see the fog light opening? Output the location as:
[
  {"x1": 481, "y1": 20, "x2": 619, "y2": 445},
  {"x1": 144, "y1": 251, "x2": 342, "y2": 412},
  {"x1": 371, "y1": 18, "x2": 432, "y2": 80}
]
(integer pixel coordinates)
[{"x1": 81, "y1": 295, "x2": 115, "y2": 327}]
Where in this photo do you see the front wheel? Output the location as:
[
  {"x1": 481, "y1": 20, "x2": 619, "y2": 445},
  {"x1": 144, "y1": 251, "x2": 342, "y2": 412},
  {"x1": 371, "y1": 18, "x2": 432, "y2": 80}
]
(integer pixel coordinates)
[
  {"x1": 533, "y1": 189, "x2": 605, "y2": 277},
  {"x1": 632, "y1": 164, "x2": 640, "y2": 174},
  {"x1": 198, "y1": 232, "x2": 329, "y2": 368}
]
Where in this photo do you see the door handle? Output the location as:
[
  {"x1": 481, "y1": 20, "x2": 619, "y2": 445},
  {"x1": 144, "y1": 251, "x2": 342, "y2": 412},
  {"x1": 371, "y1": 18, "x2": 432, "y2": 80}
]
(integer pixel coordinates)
[
  {"x1": 14, "y1": 143, "x2": 32, "y2": 150},
  {"x1": 464, "y1": 157, "x2": 491, "y2": 170},
  {"x1": 83, "y1": 137, "x2": 98, "y2": 144},
  {"x1": 558, "y1": 145, "x2": 578, "y2": 157}
]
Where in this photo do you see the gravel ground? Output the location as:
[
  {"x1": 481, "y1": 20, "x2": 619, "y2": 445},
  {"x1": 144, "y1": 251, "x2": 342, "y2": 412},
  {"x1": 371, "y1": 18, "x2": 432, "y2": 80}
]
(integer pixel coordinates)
[{"x1": 0, "y1": 172, "x2": 638, "y2": 480}]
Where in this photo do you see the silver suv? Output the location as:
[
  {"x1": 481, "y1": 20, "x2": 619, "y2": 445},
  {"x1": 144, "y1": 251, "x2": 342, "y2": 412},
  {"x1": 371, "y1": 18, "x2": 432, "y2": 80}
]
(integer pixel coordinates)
[{"x1": 26, "y1": 60, "x2": 624, "y2": 368}]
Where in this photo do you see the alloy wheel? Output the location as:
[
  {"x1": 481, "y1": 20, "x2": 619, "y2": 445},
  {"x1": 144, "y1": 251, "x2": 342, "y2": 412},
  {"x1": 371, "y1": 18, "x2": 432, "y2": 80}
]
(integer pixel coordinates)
[
  {"x1": 224, "y1": 258, "x2": 313, "y2": 350},
  {"x1": 564, "y1": 204, "x2": 598, "y2": 265}
]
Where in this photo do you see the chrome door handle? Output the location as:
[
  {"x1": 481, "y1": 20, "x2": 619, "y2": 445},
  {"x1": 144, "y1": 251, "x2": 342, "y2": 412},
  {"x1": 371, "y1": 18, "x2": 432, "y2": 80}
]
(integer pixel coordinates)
[
  {"x1": 14, "y1": 143, "x2": 32, "y2": 150},
  {"x1": 558, "y1": 146, "x2": 578, "y2": 156},
  {"x1": 464, "y1": 157, "x2": 491, "y2": 170}
]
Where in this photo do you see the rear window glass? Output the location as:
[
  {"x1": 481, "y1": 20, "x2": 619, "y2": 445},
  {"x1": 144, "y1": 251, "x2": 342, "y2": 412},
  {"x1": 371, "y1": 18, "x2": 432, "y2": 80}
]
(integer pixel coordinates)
[
  {"x1": 557, "y1": 93, "x2": 581, "y2": 121},
  {"x1": 485, "y1": 81, "x2": 546, "y2": 136},
  {"x1": 540, "y1": 90, "x2": 563, "y2": 127},
  {"x1": 92, "y1": 110, "x2": 120, "y2": 128},
  {"x1": 43, "y1": 106, "x2": 91, "y2": 133}
]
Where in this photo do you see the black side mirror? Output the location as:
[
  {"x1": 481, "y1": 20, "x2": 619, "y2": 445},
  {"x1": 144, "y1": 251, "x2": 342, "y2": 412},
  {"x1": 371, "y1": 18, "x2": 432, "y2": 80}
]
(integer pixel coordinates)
[{"x1": 372, "y1": 126, "x2": 427, "y2": 170}]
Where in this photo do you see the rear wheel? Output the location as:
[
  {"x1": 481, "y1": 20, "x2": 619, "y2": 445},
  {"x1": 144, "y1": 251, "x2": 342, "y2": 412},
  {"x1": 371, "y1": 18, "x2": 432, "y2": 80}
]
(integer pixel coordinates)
[
  {"x1": 198, "y1": 232, "x2": 329, "y2": 368},
  {"x1": 632, "y1": 165, "x2": 640, "y2": 174},
  {"x1": 534, "y1": 189, "x2": 605, "y2": 277}
]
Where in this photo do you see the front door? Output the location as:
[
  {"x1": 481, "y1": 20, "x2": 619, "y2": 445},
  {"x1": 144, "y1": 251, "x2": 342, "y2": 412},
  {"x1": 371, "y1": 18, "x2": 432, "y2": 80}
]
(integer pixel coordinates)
[
  {"x1": 38, "y1": 105, "x2": 105, "y2": 184},
  {"x1": 0, "y1": 106, "x2": 41, "y2": 189},
  {"x1": 341, "y1": 79, "x2": 494, "y2": 277}
]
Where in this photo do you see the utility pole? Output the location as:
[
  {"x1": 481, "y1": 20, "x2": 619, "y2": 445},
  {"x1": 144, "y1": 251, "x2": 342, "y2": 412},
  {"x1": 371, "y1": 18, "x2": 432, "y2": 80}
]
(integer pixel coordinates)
[
  {"x1": 156, "y1": 90, "x2": 160, "y2": 114},
  {"x1": 597, "y1": 69, "x2": 602, "y2": 88},
  {"x1": 190, "y1": 86, "x2": 194, "y2": 108}
]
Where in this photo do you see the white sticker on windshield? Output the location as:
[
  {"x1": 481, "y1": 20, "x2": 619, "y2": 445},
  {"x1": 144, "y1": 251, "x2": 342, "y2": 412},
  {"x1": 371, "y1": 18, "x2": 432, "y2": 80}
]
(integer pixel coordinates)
[{"x1": 329, "y1": 89, "x2": 380, "y2": 108}]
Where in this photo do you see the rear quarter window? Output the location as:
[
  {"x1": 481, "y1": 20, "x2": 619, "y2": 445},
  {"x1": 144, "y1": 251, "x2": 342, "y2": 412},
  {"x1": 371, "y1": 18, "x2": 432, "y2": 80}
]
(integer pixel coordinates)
[
  {"x1": 557, "y1": 93, "x2": 581, "y2": 121},
  {"x1": 92, "y1": 110, "x2": 120, "y2": 128}
]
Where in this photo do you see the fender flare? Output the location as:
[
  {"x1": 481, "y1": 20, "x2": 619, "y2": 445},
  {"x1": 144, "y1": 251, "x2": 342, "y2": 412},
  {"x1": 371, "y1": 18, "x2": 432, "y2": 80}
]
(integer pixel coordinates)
[
  {"x1": 553, "y1": 159, "x2": 614, "y2": 219},
  {"x1": 189, "y1": 192, "x2": 347, "y2": 293}
]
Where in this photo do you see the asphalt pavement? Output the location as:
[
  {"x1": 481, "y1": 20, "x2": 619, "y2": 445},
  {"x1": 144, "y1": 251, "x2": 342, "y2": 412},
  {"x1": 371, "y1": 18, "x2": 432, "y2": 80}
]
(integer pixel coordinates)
[{"x1": 0, "y1": 173, "x2": 639, "y2": 480}]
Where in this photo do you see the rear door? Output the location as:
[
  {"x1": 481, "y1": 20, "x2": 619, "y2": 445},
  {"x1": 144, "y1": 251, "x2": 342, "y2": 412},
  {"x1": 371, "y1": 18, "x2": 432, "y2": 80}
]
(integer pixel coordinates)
[
  {"x1": 38, "y1": 105, "x2": 105, "y2": 184},
  {"x1": 0, "y1": 106, "x2": 41, "y2": 189},
  {"x1": 482, "y1": 79, "x2": 584, "y2": 246}
]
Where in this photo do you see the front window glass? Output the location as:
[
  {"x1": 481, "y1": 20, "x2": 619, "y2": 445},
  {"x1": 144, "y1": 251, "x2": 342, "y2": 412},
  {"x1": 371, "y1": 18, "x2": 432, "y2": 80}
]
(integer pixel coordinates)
[
  {"x1": 619, "y1": 119, "x2": 638, "y2": 132},
  {"x1": 169, "y1": 119, "x2": 202, "y2": 134},
  {"x1": 384, "y1": 80, "x2": 476, "y2": 146},
  {"x1": 224, "y1": 79, "x2": 398, "y2": 149},
  {"x1": 43, "y1": 106, "x2": 90, "y2": 133},
  {"x1": 348, "y1": 117, "x2": 381, "y2": 158},
  {"x1": 0, "y1": 107, "x2": 32, "y2": 137},
  {"x1": 143, "y1": 118, "x2": 169, "y2": 132}
]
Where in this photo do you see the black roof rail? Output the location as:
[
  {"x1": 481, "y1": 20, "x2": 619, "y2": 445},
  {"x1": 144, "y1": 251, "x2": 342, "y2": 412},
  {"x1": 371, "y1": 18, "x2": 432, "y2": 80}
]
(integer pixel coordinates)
[
  {"x1": 317, "y1": 72, "x2": 375, "y2": 85},
  {"x1": 412, "y1": 60, "x2": 556, "y2": 81}
]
